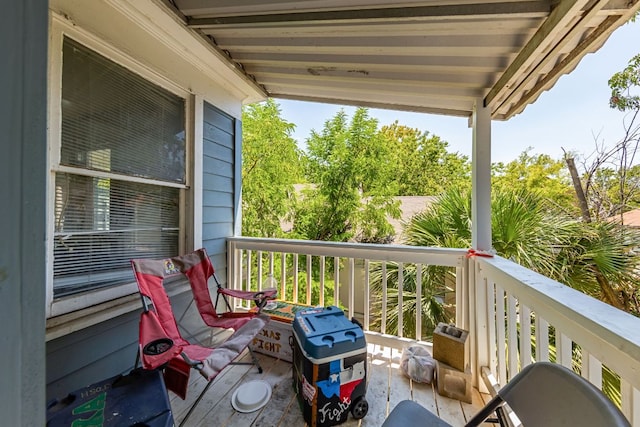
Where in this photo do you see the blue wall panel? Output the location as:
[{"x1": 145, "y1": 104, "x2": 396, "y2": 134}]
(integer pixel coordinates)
[
  {"x1": 202, "y1": 101, "x2": 237, "y2": 285},
  {"x1": 45, "y1": 101, "x2": 239, "y2": 402}
]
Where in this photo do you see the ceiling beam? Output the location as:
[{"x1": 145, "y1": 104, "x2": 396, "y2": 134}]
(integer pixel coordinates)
[
  {"x1": 501, "y1": 14, "x2": 626, "y2": 119},
  {"x1": 273, "y1": 93, "x2": 472, "y2": 117},
  {"x1": 207, "y1": 18, "x2": 541, "y2": 38},
  {"x1": 484, "y1": 0, "x2": 588, "y2": 111},
  {"x1": 187, "y1": 2, "x2": 550, "y2": 28},
  {"x1": 232, "y1": 52, "x2": 510, "y2": 73},
  {"x1": 252, "y1": 66, "x2": 491, "y2": 87},
  {"x1": 490, "y1": 0, "x2": 609, "y2": 117}
]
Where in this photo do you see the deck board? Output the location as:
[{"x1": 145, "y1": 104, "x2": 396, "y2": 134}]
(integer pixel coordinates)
[
  {"x1": 229, "y1": 354, "x2": 293, "y2": 426},
  {"x1": 362, "y1": 345, "x2": 392, "y2": 425},
  {"x1": 171, "y1": 343, "x2": 488, "y2": 426},
  {"x1": 387, "y1": 347, "x2": 413, "y2": 417}
]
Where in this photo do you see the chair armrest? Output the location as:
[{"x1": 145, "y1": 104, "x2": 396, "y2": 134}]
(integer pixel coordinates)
[
  {"x1": 218, "y1": 287, "x2": 277, "y2": 311},
  {"x1": 219, "y1": 287, "x2": 277, "y2": 300}
]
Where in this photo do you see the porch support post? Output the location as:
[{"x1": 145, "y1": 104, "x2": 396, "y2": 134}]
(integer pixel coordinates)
[
  {"x1": 471, "y1": 99, "x2": 492, "y2": 251},
  {"x1": 470, "y1": 98, "x2": 492, "y2": 392},
  {"x1": 0, "y1": 0, "x2": 48, "y2": 425}
]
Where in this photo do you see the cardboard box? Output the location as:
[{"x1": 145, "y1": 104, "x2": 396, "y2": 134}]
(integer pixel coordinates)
[
  {"x1": 293, "y1": 306, "x2": 368, "y2": 427},
  {"x1": 249, "y1": 300, "x2": 311, "y2": 362},
  {"x1": 433, "y1": 323, "x2": 469, "y2": 372},
  {"x1": 436, "y1": 360, "x2": 472, "y2": 403}
]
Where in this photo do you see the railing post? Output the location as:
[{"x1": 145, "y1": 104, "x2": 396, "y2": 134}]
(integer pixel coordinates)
[
  {"x1": 257, "y1": 251, "x2": 263, "y2": 290},
  {"x1": 280, "y1": 253, "x2": 287, "y2": 298},
  {"x1": 333, "y1": 256, "x2": 340, "y2": 306},
  {"x1": 416, "y1": 263, "x2": 423, "y2": 340},
  {"x1": 621, "y1": 379, "x2": 640, "y2": 426},
  {"x1": 319, "y1": 256, "x2": 326, "y2": 306},
  {"x1": 456, "y1": 261, "x2": 469, "y2": 333},
  {"x1": 306, "y1": 255, "x2": 312, "y2": 305},
  {"x1": 364, "y1": 260, "x2": 370, "y2": 330},
  {"x1": 469, "y1": 257, "x2": 490, "y2": 392},
  {"x1": 227, "y1": 240, "x2": 235, "y2": 289},
  {"x1": 397, "y1": 262, "x2": 404, "y2": 338},
  {"x1": 381, "y1": 263, "x2": 388, "y2": 334},
  {"x1": 246, "y1": 250, "x2": 252, "y2": 296}
]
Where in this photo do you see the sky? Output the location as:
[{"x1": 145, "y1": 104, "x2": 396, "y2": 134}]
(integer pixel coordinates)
[{"x1": 275, "y1": 20, "x2": 640, "y2": 164}]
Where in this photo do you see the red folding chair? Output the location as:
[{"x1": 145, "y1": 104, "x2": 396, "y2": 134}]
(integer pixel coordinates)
[
  {"x1": 131, "y1": 249, "x2": 276, "y2": 427},
  {"x1": 187, "y1": 248, "x2": 277, "y2": 331}
]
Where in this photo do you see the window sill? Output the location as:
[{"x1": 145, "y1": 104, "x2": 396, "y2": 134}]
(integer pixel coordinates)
[{"x1": 45, "y1": 280, "x2": 192, "y2": 341}]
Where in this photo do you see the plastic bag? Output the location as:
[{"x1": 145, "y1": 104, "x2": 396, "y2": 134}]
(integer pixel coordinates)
[{"x1": 400, "y1": 345, "x2": 436, "y2": 383}]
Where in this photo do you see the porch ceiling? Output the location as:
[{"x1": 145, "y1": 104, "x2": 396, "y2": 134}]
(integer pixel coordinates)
[{"x1": 167, "y1": 0, "x2": 640, "y2": 120}]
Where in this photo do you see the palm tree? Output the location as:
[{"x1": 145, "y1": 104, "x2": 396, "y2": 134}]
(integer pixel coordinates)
[
  {"x1": 370, "y1": 186, "x2": 640, "y2": 339},
  {"x1": 369, "y1": 261, "x2": 453, "y2": 339},
  {"x1": 550, "y1": 220, "x2": 640, "y2": 312}
]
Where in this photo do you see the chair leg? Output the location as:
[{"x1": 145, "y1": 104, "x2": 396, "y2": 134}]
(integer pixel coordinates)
[
  {"x1": 179, "y1": 349, "x2": 261, "y2": 426},
  {"x1": 465, "y1": 396, "x2": 506, "y2": 427},
  {"x1": 229, "y1": 348, "x2": 263, "y2": 373},
  {"x1": 248, "y1": 347, "x2": 263, "y2": 373},
  {"x1": 134, "y1": 348, "x2": 141, "y2": 369}
]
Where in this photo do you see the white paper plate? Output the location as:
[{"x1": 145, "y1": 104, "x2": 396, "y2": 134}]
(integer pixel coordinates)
[{"x1": 231, "y1": 380, "x2": 272, "y2": 413}]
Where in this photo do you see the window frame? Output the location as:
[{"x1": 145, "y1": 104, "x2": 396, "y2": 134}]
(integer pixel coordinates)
[{"x1": 47, "y1": 16, "x2": 194, "y2": 319}]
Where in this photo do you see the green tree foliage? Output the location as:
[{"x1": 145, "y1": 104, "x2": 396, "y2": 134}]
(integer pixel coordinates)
[
  {"x1": 381, "y1": 122, "x2": 471, "y2": 195},
  {"x1": 591, "y1": 52, "x2": 640, "y2": 220},
  {"x1": 293, "y1": 108, "x2": 400, "y2": 242},
  {"x1": 241, "y1": 100, "x2": 302, "y2": 237},
  {"x1": 559, "y1": 51, "x2": 640, "y2": 228},
  {"x1": 404, "y1": 187, "x2": 567, "y2": 268},
  {"x1": 402, "y1": 187, "x2": 640, "y2": 313},
  {"x1": 492, "y1": 149, "x2": 575, "y2": 213},
  {"x1": 369, "y1": 261, "x2": 453, "y2": 340},
  {"x1": 587, "y1": 165, "x2": 640, "y2": 219},
  {"x1": 609, "y1": 53, "x2": 640, "y2": 112}
]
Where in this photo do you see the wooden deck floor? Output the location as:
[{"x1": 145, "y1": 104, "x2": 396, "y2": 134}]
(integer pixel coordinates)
[{"x1": 170, "y1": 342, "x2": 490, "y2": 427}]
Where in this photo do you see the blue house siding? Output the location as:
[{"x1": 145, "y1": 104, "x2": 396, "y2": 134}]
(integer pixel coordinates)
[
  {"x1": 45, "y1": 101, "x2": 241, "y2": 401},
  {"x1": 202, "y1": 101, "x2": 238, "y2": 283},
  {"x1": 46, "y1": 311, "x2": 139, "y2": 399},
  {"x1": 45, "y1": 291, "x2": 203, "y2": 401},
  {"x1": 2, "y1": 2, "x2": 48, "y2": 423}
]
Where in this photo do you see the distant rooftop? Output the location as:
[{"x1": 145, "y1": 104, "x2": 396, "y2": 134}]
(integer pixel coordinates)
[
  {"x1": 389, "y1": 196, "x2": 436, "y2": 244},
  {"x1": 609, "y1": 208, "x2": 640, "y2": 228}
]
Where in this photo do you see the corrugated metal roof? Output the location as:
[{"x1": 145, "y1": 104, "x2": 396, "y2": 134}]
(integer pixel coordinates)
[{"x1": 167, "y1": 0, "x2": 640, "y2": 120}]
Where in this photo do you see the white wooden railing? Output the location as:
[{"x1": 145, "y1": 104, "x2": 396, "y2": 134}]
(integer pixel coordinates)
[
  {"x1": 227, "y1": 237, "x2": 640, "y2": 426},
  {"x1": 473, "y1": 255, "x2": 640, "y2": 426},
  {"x1": 227, "y1": 237, "x2": 468, "y2": 340}
]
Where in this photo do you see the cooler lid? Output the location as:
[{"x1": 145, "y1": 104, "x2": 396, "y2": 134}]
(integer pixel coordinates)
[{"x1": 293, "y1": 306, "x2": 365, "y2": 359}]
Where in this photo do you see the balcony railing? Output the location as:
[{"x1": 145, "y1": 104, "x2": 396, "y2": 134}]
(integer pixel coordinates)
[
  {"x1": 227, "y1": 237, "x2": 640, "y2": 426},
  {"x1": 474, "y1": 256, "x2": 640, "y2": 425}
]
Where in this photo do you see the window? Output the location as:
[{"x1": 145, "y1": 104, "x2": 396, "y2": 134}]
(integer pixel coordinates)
[{"x1": 53, "y1": 37, "x2": 187, "y2": 298}]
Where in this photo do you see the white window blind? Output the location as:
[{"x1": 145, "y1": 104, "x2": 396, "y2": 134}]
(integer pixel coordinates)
[{"x1": 54, "y1": 37, "x2": 186, "y2": 297}]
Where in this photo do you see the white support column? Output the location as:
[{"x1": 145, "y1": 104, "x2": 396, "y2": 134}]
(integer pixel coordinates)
[
  {"x1": 471, "y1": 98, "x2": 492, "y2": 251},
  {"x1": 467, "y1": 258, "x2": 477, "y2": 381},
  {"x1": 1, "y1": 1, "x2": 48, "y2": 425},
  {"x1": 470, "y1": 98, "x2": 492, "y2": 392}
]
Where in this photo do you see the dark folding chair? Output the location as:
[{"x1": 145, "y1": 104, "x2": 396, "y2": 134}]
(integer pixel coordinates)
[
  {"x1": 383, "y1": 362, "x2": 630, "y2": 427},
  {"x1": 131, "y1": 249, "x2": 276, "y2": 427}
]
